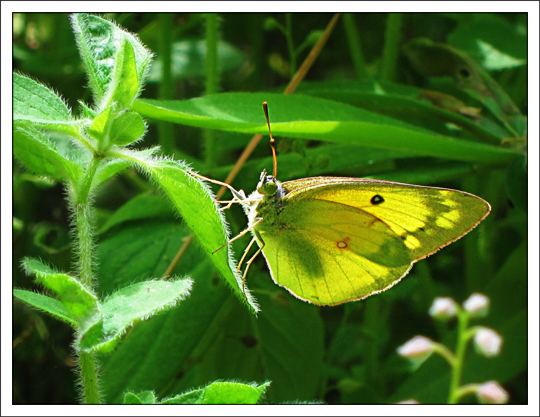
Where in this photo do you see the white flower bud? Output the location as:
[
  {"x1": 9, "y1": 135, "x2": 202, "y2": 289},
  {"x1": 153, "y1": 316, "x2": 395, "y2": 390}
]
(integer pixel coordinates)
[
  {"x1": 396, "y1": 399, "x2": 420, "y2": 404},
  {"x1": 477, "y1": 381, "x2": 509, "y2": 404},
  {"x1": 463, "y1": 293, "x2": 490, "y2": 317},
  {"x1": 474, "y1": 327, "x2": 502, "y2": 357},
  {"x1": 397, "y1": 336, "x2": 434, "y2": 364},
  {"x1": 429, "y1": 297, "x2": 458, "y2": 319}
]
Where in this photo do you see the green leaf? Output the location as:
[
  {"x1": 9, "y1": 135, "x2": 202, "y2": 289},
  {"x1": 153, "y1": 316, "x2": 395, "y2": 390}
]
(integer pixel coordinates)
[
  {"x1": 147, "y1": 39, "x2": 246, "y2": 81},
  {"x1": 506, "y1": 156, "x2": 527, "y2": 212},
  {"x1": 105, "y1": 40, "x2": 140, "y2": 110},
  {"x1": 14, "y1": 125, "x2": 83, "y2": 183},
  {"x1": 80, "y1": 278, "x2": 192, "y2": 353},
  {"x1": 447, "y1": 15, "x2": 527, "y2": 70},
  {"x1": 126, "y1": 156, "x2": 258, "y2": 312},
  {"x1": 403, "y1": 38, "x2": 521, "y2": 120},
  {"x1": 70, "y1": 13, "x2": 153, "y2": 108},
  {"x1": 13, "y1": 289, "x2": 77, "y2": 327},
  {"x1": 295, "y1": 79, "x2": 507, "y2": 143},
  {"x1": 109, "y1": 111, "x2": 146, "y2": 146},
  {"x1": 92, "y1": 147, "x2": 158, "y2": 190},
  {"x1": 191, "y1": 275, "x2": 325, "y2": 403},
  {"x1": 123, "y1": 391, "x2": 156, "y2": 404},
  {"x1": 21, "y1": 257, "x2": 99, "y2": 325},
  {"x1": 132, "y1": 93, "x2": 520, "y2": 165},
  {"x1": 160, "y1": 381, "x2": 270, "y2": 404},
  {"x1": 13, "y1": 72, "x2": 73, "y2": 122},
  {"x1": 86, "y1": 105, "x2": 113, "y2": 143},
  {"x1": 122, "y1": 392, "x2": 143, "y2": 404},
  {"x1": 98, "y1": 193, "x2": 175, "y2": 234}
]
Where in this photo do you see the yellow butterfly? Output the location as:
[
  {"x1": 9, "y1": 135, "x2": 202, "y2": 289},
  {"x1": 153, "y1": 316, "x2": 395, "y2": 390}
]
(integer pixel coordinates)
[{"x1": 219, "y1": 103, "x2": 491, "y2": 306}]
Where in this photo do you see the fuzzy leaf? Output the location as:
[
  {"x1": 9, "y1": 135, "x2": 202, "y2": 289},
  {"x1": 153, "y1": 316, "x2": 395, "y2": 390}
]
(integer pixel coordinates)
[
  {"x1": 13, "y1": 289, "x2": 77, "y2": 327},
  {"x1": 14, "y1": 125, "x2": 83, "y2": 182},
  {"x1": 80, "y1": 278, "x2": 192, "y2": 353},
  {"x1": 13, "y1": 72, "x2": 72, "y2": 121},
  {"x1": 105, "y1": 40, "x2": 140, "y2": 110},
  {"x1": 128, "y1": 156, "x2": 258, "y2": 312},
  {"x1": 21, "y1": 257, "x2": 99, "y2": 325},
  {"x1": 160, "y1": 381, "x2": 270, "y2": 404},
  {"x1": 109, "y1": 111, "x2": 146, "y2": 145},
  {"x1": 70, "y1": 13, "x2": 153, "y2": 109},
  {"x1": 123, "y1": 391, "x2": 156, "y2": 404}
]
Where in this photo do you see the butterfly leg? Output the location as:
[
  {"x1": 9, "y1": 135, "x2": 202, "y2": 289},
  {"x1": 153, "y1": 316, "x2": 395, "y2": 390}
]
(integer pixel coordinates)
[
  {"x1": 216, "y1": 197, "x2": 240, "y2": 211},
  {"x1": 212, "y1": 217, "x2": 264, "y2": 254},
  {"x1": 240, "y1": 231, "x2": 265, "y2": 301}
]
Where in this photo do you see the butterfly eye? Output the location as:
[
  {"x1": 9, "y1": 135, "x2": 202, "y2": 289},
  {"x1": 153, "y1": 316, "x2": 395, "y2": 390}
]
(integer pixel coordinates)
[{"x1": 257, "y1": 177, "x2": 278, "y2": 196}]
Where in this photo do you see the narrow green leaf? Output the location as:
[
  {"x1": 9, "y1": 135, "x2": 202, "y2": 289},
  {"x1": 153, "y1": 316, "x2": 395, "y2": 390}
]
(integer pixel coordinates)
[
  {"x1": 13, "y1": 289, "x2": 77, "y2": 327},
  {"x1": 132, "y1": 93, "x2": 520, "y2": 165},
  {"x1": 128, "y1": 156, "x2": 259, "y2": 312},
  {"x1": 105, "y1": 40, "x2": 140, "y2": 110},
  {"x1": 14, "y1": 125, "x2": 83, "y2": 182},
  {"x1": 295, "y1": 79, "x2": 507, "y2": 143},
  {"x1": 109, "y1": 111, "x2": 146, "y2": 145},
  {"x1": 70, "y1": 13, "x2": 153, "y2": 108},
  {"x1": 161, "y1": 381, "x2": 270, "y2": 404},
  {"x1": 81, "y1": 278, "x2": 192, "y2": 353},
  {"x1": 22, "y1": 257, "x2": 99, "y2": 324}
]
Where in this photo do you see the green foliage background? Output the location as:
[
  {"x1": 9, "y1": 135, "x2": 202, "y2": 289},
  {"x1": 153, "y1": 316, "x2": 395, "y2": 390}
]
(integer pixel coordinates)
[{"x1": 13, "y1": 13, "x2": 527, "y2": 404}]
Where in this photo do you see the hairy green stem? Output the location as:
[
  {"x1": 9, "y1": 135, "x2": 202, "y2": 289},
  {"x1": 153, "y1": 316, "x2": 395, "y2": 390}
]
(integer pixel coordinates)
[
  {"x1": 447, "y1": 311, "x2": 470, "y2": 403},
  {"x1": 75, "y1": 156, "x2": 100, "y2": 287},
  {"x1": 158, "y1": 13, "x2": 174, "y2": 155},
  {"x1": 79, "y1": 351, "x2": 101, "y2": 404},
  {"x1": 73, "y1": 156, "x2": 102, "y2": 403},
  {"x1": 342, "y1": 13, "x2": 367, "y2": 79},
  {"x1": 380, "y1": 13, "x2": 403, "y2": 82},
  {"x1": 204, "y1": 13, "x2": 219, "y2": 171}
]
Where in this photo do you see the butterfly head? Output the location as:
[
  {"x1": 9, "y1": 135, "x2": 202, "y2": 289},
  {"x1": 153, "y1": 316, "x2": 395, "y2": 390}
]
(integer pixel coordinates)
[{"x1": 256, "y1": 169, "x2": 279, "y2": 196}]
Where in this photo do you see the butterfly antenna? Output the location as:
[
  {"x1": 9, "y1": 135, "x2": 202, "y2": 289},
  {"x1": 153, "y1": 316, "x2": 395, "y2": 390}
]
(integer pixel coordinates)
[{"x1": 263, "y1": 102, "x2": 278, "y2": 179}]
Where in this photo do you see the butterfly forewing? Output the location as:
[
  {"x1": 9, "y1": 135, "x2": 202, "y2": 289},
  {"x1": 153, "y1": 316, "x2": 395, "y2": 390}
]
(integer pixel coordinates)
[{"x1": 283, "y1": 178, "x2": 491, "y2": 261}]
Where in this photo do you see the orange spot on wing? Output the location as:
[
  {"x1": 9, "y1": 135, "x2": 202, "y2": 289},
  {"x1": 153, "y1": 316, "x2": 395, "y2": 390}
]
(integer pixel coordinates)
[{"x1": 336, "y1": 237, "x2": 350, "y2": 250}]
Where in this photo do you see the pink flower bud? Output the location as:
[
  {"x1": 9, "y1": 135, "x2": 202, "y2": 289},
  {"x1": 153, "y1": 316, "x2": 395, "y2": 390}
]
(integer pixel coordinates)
[
  {"x1": 397, "y1": 336, "x2": 434, "y2": 364},
  {"x1": 429, "y1": 297, "x2": 458, "y2": 319},
  {"x1": 477, "y1": 381, "x2": 509, "y2": 404},
  {"x1": 463, "y1": 293, "x2": 490, "y2": 317},
  {"x1": 474, "y1": 327, "x2": 502, "y2": 357}
]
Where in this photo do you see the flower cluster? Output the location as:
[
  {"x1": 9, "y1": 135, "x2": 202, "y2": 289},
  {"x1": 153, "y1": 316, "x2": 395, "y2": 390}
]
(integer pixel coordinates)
[{"x1": 396, "y1": 293, "x2": 508, "y2": 404}]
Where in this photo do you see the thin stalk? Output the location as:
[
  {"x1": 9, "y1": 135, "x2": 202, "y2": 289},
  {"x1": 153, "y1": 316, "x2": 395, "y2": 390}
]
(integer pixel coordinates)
[
  {"x1": 342, "y1": 13, "x2": 367, "y2": 79},
  {"x1": 380, "y1": 13, "x2": 403, "y2": 82},
  {"x1": 158, "y1": 13, "x2": 174, "y2": 155},
  {"x1": 447, "y1": 311, "x2": 470, "y2": 404},
  {"x1": 79, "y1": 351, "x2": 100, "y2": 404},
  {"x1": 285, "y1": 13, "x2": 297, "y2": 77},
  {"x1": 204, "y1": 13, "x2": 219, "y2": 171}
]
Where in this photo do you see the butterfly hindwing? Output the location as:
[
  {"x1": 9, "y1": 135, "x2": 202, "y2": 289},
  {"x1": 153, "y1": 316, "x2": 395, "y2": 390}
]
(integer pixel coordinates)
[{"x1": 257, "y1": 198, "x2": 414, "y2": 305}]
